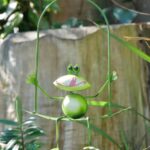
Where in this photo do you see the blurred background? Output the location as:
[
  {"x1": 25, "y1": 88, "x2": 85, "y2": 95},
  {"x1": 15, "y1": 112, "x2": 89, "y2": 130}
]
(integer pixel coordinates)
[{"x1": 0, "y1": 0, "x2": 150, "y2": 38}]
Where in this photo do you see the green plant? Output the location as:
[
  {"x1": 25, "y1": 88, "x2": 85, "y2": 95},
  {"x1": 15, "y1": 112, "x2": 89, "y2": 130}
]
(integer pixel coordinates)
[
  {"x1": 0, "y1": 97, "x2": 45, "y2": 150},
  {"x1": 0, "y1": 0, "x2": 60, "y2": 38},
  {"x1": 0, "y1": 0, "x2": 140, "y2": 39}
]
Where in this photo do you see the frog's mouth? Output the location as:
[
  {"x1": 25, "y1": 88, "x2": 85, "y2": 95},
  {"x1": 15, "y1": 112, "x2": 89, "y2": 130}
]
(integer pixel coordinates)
[
  {"x1": 68, "y1": 77, "x2": 86, "y2": 87},
  {"x1": 53, "y1": 74, "x2": 91, "y2": 91},
  {"x1": 55, "y1": 78, "x2": 86, "y2": 87}
]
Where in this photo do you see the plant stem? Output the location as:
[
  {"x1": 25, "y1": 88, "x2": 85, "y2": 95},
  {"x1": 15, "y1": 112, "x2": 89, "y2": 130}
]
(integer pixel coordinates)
[
  {"x1": 100, "y1": 107, "x2": 132, "y2": 119},
  {"x1": 34, "y1": 0, "x2": 57, "y2": 113},
  {"x1": 87, "y1": 0, "x2": 112, "y2": 115},
  {"x1": 86, "y1": 117, "x2": 92, "y2": 146},
  {"x1": 20, "y1": 125, "x2": 25, "y2": 150},
  {"x1": 86, "y1": 79, "x2": 109, "y2": 98},
  {"x1": 55, "y1": 116, "x2": 65, "y2": 148},
  {"x1": 15, "y1": 97, "x2": 25, "y2": 149},
  {"x1": 56, "y1": 119, "x2": 59, "y2": 148}
]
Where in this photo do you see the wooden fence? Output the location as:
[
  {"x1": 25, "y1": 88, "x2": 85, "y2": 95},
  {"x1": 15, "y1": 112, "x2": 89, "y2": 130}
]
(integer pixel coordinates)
[{"x1": 0, "y1": 23, "x2": 150, "y2": 149}]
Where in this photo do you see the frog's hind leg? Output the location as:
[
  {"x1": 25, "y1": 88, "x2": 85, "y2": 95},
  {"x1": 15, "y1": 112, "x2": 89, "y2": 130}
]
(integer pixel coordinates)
[{"x1": 86, "y1": 117, "x2": 92, "y2": 146}]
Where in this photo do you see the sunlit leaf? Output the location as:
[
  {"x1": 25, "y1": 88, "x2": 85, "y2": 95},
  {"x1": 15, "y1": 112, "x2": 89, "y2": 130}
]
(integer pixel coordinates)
[
  {"x1": 88, "y1": 101, "x2": 124, "y2": 109},
  {"x1": 83, "y1": 146, "x2": 99, "y2": 150},
  {"x1": 7, "y1": 12, "x2": 23, "y2": 26},
  {"x1": 1, "y1": 12, "x2": 23, "y2": 38},
  {"x1": 0, "y1": 0, "x2": 8, "y2": 8},
  {"x1": 6, "y1": 139, "x2": 17, "y2": 149},
  {"x1": 0, "y1": 1, "x2": 18, "y2": 20},
  {"x1": 12, "y1": 144, "x2": 20, "y2": 150},
  {"x1": 80, "y1": 122, "x2": 120, "y2": 147},
  {"x1": 110, "y1": 32, "x2": 150, "y2": 63},
  {"x1": 51, "y1": 147, "x2": 59, "y2": 150},
  {"x1": 111, "y1": 71, "x2": 118, "y2": 81},
  {"x1": 23, "y1": 120, "x2": 35, "y2": 126}
]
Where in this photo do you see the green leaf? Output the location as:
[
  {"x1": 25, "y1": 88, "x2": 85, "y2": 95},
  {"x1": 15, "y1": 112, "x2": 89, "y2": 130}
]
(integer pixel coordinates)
[
  {"x1": 25, "y1": 141, "x2": 41, "y2": 150},
  {"x1": 88, "y1": 101, "x2": 124, "y2": 109},
  {"x1": 0, "y1": 119, "x2": 18, "y2": 126},
  {"x1": 0, "y1": 115, "x2": 44, "y2": 149},
  {"x1": 12, "y1": 144, "x2": 20, "y2": 150},
  {"x1": 1, "y1": 12, "x2": 23, "y2": 38},
  {"x1": 23, "y1": 120, "x2": 35, "y2": 126},
  {"x1": 24, "y1": 129, "x2": 44, "y2": 140},
  {"x1": 0, "y1": 0, "x2": 8, "y2": 5},
  {"x1": 110, "y1": 32, "x2": 150, "y2": 63},
  {"x1": 0, "y1": 0, "x2": 8, "y2": 9},
  {"x1": 113, "y1": 7, "x2": 137, "y2": 23},
  {"x1": 28, "y1": 9, "x2": 49, "y2": 29},
  {"x1": 80, "y1": 122, "x2": 120, "y2": 147},
  {"x1": 110, "y1": 71, "x2": 118, "y2": 81},
  {"x1": 119, "y1": 129, "x2": 129, "y2": 150},
  {"x1": 6, "y1": 139, "x2": 17, "y2": 149},
  {"x1": 24, "y1": 126, "x2": 44, "y2": 136},
  {"x1": 6, "y1": 1, "x2": 18, "y2": 15},
  {"x1": 26, "y1": 73, "x2": 38, "y2": 86},
  {"x1": 0, "y1": 1, "x2": 18, "y2": 20},
  {"x1": 6, "y1": 12, "x2": 23, "y2": 26}
]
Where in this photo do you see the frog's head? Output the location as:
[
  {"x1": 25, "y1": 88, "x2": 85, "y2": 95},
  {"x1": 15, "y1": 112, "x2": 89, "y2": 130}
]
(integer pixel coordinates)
[{"x1": 53, "y1": 65, "x2": 91, "y2": 91}]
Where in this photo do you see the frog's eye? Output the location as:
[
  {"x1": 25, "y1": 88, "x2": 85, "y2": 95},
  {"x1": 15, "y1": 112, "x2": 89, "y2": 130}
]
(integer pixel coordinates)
[
  {"x1": 67, "y1": 65, "x2": 73, "y2": 71},
  {"x1": 74, "y1": 65, "x2": 79, "y2": 71}
]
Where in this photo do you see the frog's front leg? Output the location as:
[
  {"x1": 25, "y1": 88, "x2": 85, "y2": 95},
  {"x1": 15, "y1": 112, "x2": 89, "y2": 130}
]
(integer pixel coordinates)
[
  {"x1": 85, "y1": 79, "x2": 109, "y2": 99},
  {"x1": 85, "y1": 71, "x2": 117, "y2": 99},
  {"x1": 36, "y1": 83, "x2": 64, "y2": 100},
  {"x1": 26, "y1": 73, "x2": 64, "y2": 101}
]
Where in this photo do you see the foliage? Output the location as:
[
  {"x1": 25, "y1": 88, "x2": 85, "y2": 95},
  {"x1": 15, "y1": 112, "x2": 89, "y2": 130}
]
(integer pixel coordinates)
[
  {"x1": 0, "y1": 97, "x2": 45, "y2": 150},
  {"x1": 0, "y1": 0, "x2": 60, "y2": 38},
  {"x1": 112, "y1": 7, "x2": 137, "y2": 23},
  {"x1": 0, "y1": 0, "x2": 139, "y2": 38}
]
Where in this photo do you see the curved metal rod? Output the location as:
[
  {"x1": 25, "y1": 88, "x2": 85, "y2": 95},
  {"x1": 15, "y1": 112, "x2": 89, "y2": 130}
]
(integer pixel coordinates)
[{"x1": 34, "y1": 0, "x2": 112, "y2": 115}]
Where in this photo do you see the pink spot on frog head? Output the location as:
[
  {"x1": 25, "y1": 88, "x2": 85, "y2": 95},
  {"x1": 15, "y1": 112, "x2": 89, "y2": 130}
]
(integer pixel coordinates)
[{"x1": 69, "y1": 77, "x2": 77, "y2": 87}]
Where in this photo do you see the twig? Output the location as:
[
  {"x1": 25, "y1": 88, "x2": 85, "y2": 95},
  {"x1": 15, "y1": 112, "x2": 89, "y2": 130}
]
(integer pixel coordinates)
[
  {"x1": 145, "y1": 41, "x2": 150, "y2": 49},
  {"x1": 124, "y1": 36, "x2": 150, "y2": 41}
]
